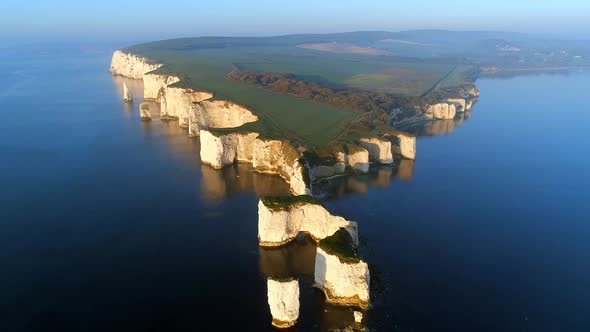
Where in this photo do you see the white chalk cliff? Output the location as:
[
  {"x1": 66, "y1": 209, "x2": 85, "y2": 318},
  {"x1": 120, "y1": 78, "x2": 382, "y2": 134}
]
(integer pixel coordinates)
[
  {"x1": 267, "y1": 278, "x2": 300, "y2": 328},
  {"x1": 257, "y1": 198, "x2": 358, "y2": 247},
  {"x1": 199, "y1": 130, "x2": 308, "y2": 195},
  {"x1": 110, "y1": 50, "x2": 161, "y2": 79},
  {"x1": 337, "y1": 144, "x2": 370, "y2": 173},
  {"x1": 143, "y1": 73, "x2": 180, "y2": 100},
  {"x1": 360, "y1": 137, "x2": 393, "y2": 164},
  {"x1": 189, "y1": 100, "x2": 258, "y2": 136},
  {"x1": 314, "y1": 246, "x2": 370, "y2": 308},
  {"x1": 123, "y1": 82, "x2": 133, "y2": 102},
  {"x1": 389, "y1": 132, "x2": 416, "y2": 160},
  {"x1": 426, "y1": 102, "x2": 457, "y2": 119}
]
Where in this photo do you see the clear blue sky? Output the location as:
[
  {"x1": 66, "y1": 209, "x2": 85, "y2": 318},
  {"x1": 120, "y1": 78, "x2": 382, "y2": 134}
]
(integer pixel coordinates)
[{"x1": 1, "y1": 0, "x2": 589, "y2": 42}]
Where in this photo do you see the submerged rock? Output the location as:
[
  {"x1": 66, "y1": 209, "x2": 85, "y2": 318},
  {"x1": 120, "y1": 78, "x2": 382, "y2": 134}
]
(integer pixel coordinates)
[
  {"x1": 123, "y1": 82, "x2": 133, "y2": 103},
  {"x1": 267, "y1": 278, "x2": 300, "y2": 328},
  {"x1": 314, "y1": 230, "x2": 370, "y2": 308},
  {"x1": 258, "y1": 196, "x2": 358, "y2": 247},
  {"x1": 139, "y1": 102, "x2": 151, "y2": 120}
]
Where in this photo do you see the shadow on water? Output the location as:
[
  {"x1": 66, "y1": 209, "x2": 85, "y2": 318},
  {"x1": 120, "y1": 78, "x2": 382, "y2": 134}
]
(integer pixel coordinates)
[
  {"x1": 313, "y1": 161, "x2": 415, "y2": 199},
  {"x1": 259, "y1": 234, "x2": 362, "y2": 331},
  {"x1": 401, "y1": 111, "x2": 471, "y2": 137}
]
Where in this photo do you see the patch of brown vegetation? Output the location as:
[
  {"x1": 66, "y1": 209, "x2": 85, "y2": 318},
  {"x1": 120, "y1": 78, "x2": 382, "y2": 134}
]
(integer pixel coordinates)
[{"x1": 297, "y1": 42, "x2": 391, "y2": 55}]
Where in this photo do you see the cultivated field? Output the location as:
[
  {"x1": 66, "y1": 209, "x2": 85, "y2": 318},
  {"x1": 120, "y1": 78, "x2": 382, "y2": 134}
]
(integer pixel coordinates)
[{"x1": 126, "y1": 34, "x2": 472, "y2": 147}]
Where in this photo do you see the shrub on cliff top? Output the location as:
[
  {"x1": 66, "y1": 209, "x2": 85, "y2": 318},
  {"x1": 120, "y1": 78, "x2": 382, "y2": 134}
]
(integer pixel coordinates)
[
  {"x1": 261, "y1": 195, "x2": 321, "y2": 211},
  {"x1": 319, "y1": 229, "x2": 360, "y2": 264}
]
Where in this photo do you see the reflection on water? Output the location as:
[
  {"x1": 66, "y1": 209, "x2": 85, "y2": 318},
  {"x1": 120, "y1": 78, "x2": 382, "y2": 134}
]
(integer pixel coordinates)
[
  {"x1": 402, "y1": 111, "x2": 471, "y2": 136},
  {"x1": 259, "y1": 234, "x2": 362, "y2": 330},
  {"x1": 110, "y1": 75, "x2": 291, "y2": 205},
  {"x1": 259, "y1": 234, "x2": 317, "y2": 278},
  {"x1": 111, "y1": 75, "x2": 144, "y2": 102},
  {"x1": 313, "y1": 161, "x2": 415, "y2": 199},
  {"x1": 201, "y1": 163, "x2": 290, "y2": 205}
]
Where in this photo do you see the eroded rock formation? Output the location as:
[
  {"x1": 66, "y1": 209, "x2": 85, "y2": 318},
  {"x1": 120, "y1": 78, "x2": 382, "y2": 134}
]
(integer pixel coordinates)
[
  {"x1": 143, "y1": 73, "x2": 180, "y2": 100},
  {"x1": 360, "y1": 137, "x2": 393, "y2": 164},
  {"x1": 123, "y1": 82, "x2": 133, "y2": 102},
  {"x1": 314, "y1": 231, "x2": 370, "y2": 308},
  {"x1": 110, "y1": 50, "x2": 161, "y2": 79},
  {"x1": 199, "y1": 130, "x2": 308, "y2": 195},
  {"x1": 267, "y1": 278, "x2": 300, "y2": 328},
  {"x1": 139, "y1": 102, "x2": 151, "y2": 120},
  {"x1": 426, "y1": 102, "x2": 457, "y2": 119},
  {"x1": 258, "y1": 196, "x2": 358, "y2": 247},
  {"x1": 189, "y1": 100, "x2": 258, "y2": 136}
]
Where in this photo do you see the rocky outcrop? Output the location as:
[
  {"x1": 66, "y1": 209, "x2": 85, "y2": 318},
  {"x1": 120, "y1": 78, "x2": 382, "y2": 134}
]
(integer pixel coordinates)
[
  {"x1": 354, "y1": 311, "x2": 363, "y2": 323},
  {"x1": 447, "y1": 98, "x2": 466, "y2": 112},
  {"x1": 159, "y1": 86, "x2": 213, "y2": 126},
  {"x1": 267, "y1": 278, "x2": 300, "y2": 328},
  {"x1": 359, "y1": 137, "x2": 393, "y2": 164},
  {"x1": 426, "y1": 102, "x2": 457, "y2": 119},
  {"x1": 123, "y1": 82, "x2": 133, "y2": 102},
  {"x1": 389, "y1": 132, "x2": 416, "y2": 160},
  {"x1": 189, "y1": 100, "x2": 258, "y2": 136},
  {"x1": 325, "y1": 143, "x2": 370, "y2": 174},
  {"x1": 110, "y1": 50, "x2": 161, "y2": 79},
  {"x1": 308, "y1": 134, "x2": 415, "y2": 181},
  {"x1": 199, "y1": 130, "x2": 308, "y2": 195},
  {"x1": 139, "y1": 102, "x2": 151, "y2": 120},
  {"x1": 258, "y1": 196, "x2": 358, "y2": 247},
  {"x1": 143, "y1": 73, "x2": 180, "y2": 100},
  {"x1": 314, "y1": 232, "x2": 369, "y2": 308}
]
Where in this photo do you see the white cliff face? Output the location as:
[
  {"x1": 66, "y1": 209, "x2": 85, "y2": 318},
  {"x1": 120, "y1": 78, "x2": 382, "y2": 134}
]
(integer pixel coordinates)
[
  {"x1": 267, "y1": 278, "x2": 300, "y2": 328},
  {"x1": 251, "y1": 138, "x2": 308, "y2": 195},
  {"x1": 123, "y1": 82, "x2": 133, "y2": 102},
  {"x1": 189, "y1": 100, "x2": 258, "y2": 136},
  {"x1": 390, "y1": 132, "x2": 416, "y2": 160},
  {"x1": 139, "y1": 102, "x2": 151, "y2": 120},
  {"x1": 314, "y1": 247, "x2": 370, "y2": 308},
  {"x1": 447, "y1": 98, "x2": 466, "y2": 113},
  {"x1": 426, "y1": 103, "x2": 457, "y2": 119},
  {"x1": 198, "y1": 130, "x2": 240, "y2": 169},
  {"x1": 110, "y1": 50, "x2": 161, "y2": 79},
  {"x1": 346, "y1": 146, "x2": 370, "y2": 173},
  {"x1": 354, "y1": 311, "x2": 363, "y2": 324},
  {"x1": 311, "y1": 144, "x2": 371, "y2": 181},
  {"x1": 258, "y1": 199, "x2": 358, "y2": 247},
  {"x1": 143, "y1": 73, "x2": 180, "y2": 100},
  {"x1": 359, "y1": 137, "x2": 393, "y2": 164},
  {"x1": 160, "y1": 87, "x2": 213, "y2": 127},
  {"x1": 199, "y1": 130, "x2": 309, "y2": 195}
]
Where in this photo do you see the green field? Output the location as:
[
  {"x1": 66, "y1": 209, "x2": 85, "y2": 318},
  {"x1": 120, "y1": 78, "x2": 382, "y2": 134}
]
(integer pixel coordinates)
[{"x1": 126, "y1": 35, "x2": 471, "y2": 147}]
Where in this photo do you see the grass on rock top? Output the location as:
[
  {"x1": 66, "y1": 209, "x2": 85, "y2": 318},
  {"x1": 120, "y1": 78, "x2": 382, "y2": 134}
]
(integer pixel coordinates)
[
  {"x1": 261, "y1": 195, "x2": 321, "y2": 211},
  {"x1": 319, "y1": 229, "x2": 360, "y2": 264}
]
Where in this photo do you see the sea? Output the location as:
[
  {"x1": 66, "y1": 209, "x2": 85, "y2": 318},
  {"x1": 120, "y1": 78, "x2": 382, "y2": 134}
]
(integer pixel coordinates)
[{"x1": 1, "y1": 44, "x2": 589, "y2": 331}]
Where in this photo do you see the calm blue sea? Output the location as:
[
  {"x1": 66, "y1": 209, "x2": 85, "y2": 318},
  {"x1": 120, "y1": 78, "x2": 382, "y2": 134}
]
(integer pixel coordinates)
[{"x1": 1, "y1": 45, "x2": 589, "y2": 331}]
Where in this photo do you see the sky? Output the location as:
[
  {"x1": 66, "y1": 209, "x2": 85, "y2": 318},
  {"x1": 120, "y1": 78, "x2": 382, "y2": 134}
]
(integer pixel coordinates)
[{"x1": 1, "y1": 0, "x2": 589, "y2": 43}]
